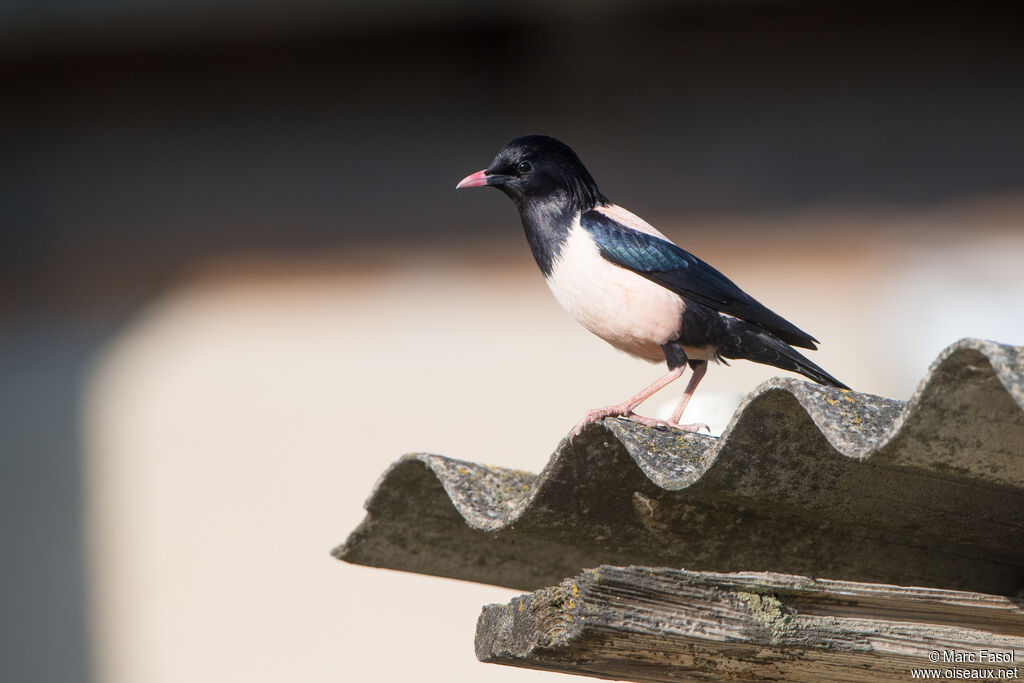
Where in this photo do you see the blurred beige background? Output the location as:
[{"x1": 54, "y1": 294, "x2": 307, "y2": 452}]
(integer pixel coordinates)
[
  {"x1": 2, "y1": 2, "x2": 1024, "y2": 682},
  {"x1": 85, "y1": 204, "x2": 1024, "y2": 683}
]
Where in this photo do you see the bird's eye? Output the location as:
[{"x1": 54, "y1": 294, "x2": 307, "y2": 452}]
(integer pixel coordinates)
[{"x1": 517, "y1": 161, "x2": 532, "y2": 174}]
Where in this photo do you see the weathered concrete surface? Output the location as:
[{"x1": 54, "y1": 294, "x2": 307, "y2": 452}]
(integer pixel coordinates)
[
  {"x1": 476, "y1": 566, "x2": 1024, "y2": 683},
  {"x1": 336, "y1": 338, "x2": 1024, "y2": 594}
]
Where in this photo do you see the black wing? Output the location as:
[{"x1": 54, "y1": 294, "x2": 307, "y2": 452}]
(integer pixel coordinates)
[{"x1": 581, "y1": 209, "x2": 818, "y2": 349}]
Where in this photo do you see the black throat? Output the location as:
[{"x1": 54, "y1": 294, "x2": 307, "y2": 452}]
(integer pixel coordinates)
[
  {"x1": 513, "y1": 191, "x2": 581, "y2": 277},
  {"x1": 509, "y1": 178, "x2": 608, "y2": 277}
]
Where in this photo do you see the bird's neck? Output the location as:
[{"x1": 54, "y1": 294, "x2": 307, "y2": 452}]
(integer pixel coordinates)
[{"x1": 516, "y1": 194, "x2": 581, "y2": 277}]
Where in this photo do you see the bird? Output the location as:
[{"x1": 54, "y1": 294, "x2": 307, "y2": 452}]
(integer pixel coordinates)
[{"x1": 456, "y1": 135, "x2": 848, "y2": 437}]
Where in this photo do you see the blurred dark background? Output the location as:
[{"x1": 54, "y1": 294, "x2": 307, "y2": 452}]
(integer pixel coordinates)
[
  {"x1": 5, "y1": 0, "x2": 1024, "y2": 315},
  {"x1": 2, "y1": 1, "x2": 1023, "y2": 681}
]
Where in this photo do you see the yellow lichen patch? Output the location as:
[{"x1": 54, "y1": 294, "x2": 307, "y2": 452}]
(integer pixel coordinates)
[
  {"x1": 853, "y1": 416, "x2": 862, "y2": 424},
  {"x1": 844, "y1": 395, "x2": 856, "y2": 403},
  {"x1": 458, "y1": 467, "x2": 469, "y2": 475},
  {"x1": 826, "y1": 397, "x2": 837, "y2": 405},
  {"x1": 571, "y1": 583, "x2": 579, "y2": 597},
  {"x1": 737, "y1": 592, "x2": 799, "y2": 645}
]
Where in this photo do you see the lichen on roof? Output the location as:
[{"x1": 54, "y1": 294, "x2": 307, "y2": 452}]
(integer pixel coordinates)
[{"x1": 336, "y1": 338, "x2": 1024, "y2": 595}]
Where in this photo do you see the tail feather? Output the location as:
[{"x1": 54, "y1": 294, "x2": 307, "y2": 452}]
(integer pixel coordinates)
[{"x1": 719, "y1": 318, "x2": 849, "y2": 390}]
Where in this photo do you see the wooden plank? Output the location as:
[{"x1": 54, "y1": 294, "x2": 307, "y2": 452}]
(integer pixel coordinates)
[{"x1": 476, "y1": 566, "x2": 1024, "y2": 682}]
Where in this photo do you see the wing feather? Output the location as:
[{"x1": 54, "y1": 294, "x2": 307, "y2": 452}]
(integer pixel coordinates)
[{"x1": 581, "y1": 209, "x2": 819, "y2": 349}]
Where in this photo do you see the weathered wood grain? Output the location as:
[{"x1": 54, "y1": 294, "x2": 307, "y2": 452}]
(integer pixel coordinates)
[{"x1": 476, "y1": 566, "x2": 1024, "y2": 683}]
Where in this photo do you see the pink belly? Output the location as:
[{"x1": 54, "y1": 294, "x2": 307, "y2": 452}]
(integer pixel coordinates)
[{"x1": 546, "y1": 225, "x2": 689, "y2": 362}]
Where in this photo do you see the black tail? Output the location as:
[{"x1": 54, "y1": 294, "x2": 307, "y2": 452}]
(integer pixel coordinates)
[{"x1": 718, "y1": 318, "x2": 849, "y2": 390}]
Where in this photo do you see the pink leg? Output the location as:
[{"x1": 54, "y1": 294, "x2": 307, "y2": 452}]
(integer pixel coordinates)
[
  {"x1": 570, "y1": 364, "x2": 709, "y2": 438},
  {"x1": 669, "y1": 361, "x2": 708, "y2": 429}
]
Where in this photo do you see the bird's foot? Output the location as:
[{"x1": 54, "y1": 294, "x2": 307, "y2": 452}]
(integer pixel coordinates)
[
  {"x1": 628, "y1": 414, "x2": 711, "y2": 434},
  {"x1": 570, "y1": 405, "x2": 631, "y2": 439},
  {"x1": 569, "y1": 405, "x2": 710, "y2": 440},
  {"x1": 677, "y1": 422, "x2": 712, "y2": 433}
]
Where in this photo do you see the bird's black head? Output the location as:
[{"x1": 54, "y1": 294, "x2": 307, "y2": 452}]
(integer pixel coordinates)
[{"x1": 457, "y1": 135, "x2": 607, "y2": 213}]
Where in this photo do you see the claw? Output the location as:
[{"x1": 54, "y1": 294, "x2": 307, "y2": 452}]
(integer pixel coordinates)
[
  {"x1": 569, "y1": 405, "x2": 711, "y2": 440},
  {"x1": 625, "y1": 415, "x2": 710, "y2": 434},
  {"x1": 570, "y1": 405, "x2": 629, "y2": 440},
  {"x1": 674, "y1": 421, "x2": 711, "y2": 434},
  {"x1": 567, "y1": 362, "x2": 711, "y2": 441}
]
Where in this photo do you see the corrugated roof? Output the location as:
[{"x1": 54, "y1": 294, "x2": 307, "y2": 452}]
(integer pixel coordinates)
[{"x1": 336, "y1": 338, "x2": 1024, "y2": 595}]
